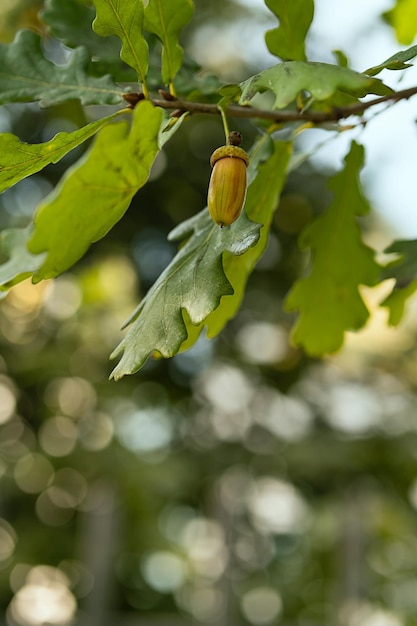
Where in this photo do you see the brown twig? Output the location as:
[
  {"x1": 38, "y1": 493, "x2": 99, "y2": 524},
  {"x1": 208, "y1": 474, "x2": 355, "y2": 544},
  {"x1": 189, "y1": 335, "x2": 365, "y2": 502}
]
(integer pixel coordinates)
[{"x1": 121, "y1": 85, "x2": 417, "y2": 124}]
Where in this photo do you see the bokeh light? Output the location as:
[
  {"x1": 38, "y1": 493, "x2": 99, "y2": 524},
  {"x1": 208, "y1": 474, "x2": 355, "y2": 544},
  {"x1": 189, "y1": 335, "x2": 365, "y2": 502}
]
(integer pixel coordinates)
[
  {"x1": 241, "y1": 587, "x2": 283, "y2": 625},
  {"x1": 7, "y1": 565, "x2": 76, "y2": 626},
  {"x1": 141, "y1": 551, "x2": 187, "y2": 593}
]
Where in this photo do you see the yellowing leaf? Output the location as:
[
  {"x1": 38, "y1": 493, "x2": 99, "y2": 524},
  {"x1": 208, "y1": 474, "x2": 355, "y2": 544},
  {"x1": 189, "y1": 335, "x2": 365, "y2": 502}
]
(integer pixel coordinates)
[
  {"x1": 384, "y1": 0, "x2": 417, "y2": 45},
  {"x1": 285, "y1": 141, "x2": 381, "y2": 356},
  {"x1": 28, "y1": 101, "x2": 163, "y2": 281}
]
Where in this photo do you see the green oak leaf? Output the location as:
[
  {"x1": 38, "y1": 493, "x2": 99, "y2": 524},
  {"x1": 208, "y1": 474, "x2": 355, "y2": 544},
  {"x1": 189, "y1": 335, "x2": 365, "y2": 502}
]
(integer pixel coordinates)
[
  {"x1": 0, "y1": 111, "x2": 122, "y2": 194},
  {"x1": 41, "y1": 0, "x2": 138, "y2": 82},
  {"x1": 383, "y1": 0, "x2": 417, "y2": 45},
  {"x1": 93, "y1": 0, "x2": 148, "y2": 88},
  {"x1": 0, "y1": 30, "x2": 123, "y2": 107},
  {"x1": 380, "y1": 239, "x2": 417, "y2": 325},
  {"x1": 144, "y1": 0, "x2": 194, "y2": 86},
  {"x1": 265, "y1": 0, "x2": 314, "y2": 61},
  {"x1": 285, "y1": 141, "x2": 381, "y2": 356},
  {"x1": 239, "y1": 62, "x2": 392, "y2": 109},
  {"x1": 42, "y1": 0, "x2": 120, "y2": 60},
  {"x1": 110, "y1": 211, "x2": 262, "y2": 379},
  {"x1": 28, "y1": 101, "x2": 163, "y2": 281},
  {"x1": 0, "y1": 228, "x2": 45, "y2": 290},
  {"x1": 365, "y1": 44, "x2": 417, "y2": 76}
]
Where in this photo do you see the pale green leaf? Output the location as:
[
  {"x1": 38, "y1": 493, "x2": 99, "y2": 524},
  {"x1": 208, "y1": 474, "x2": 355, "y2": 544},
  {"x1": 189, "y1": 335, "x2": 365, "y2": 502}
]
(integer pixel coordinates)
[
  {"x1": 144, "y1": 0, "x2": 194, "y2": 86},
  {"x1": 110, "y1": 212, "x2": 262, "y2": 379},
  {"x1": 265, "y1": 0, "x2": 314, "y2": 61},
  {"x1": 383, "y1": 0, "x2": 417, "y2": 45},
  {"x1": 0, "y1": 228, "x2": 45, "y2": 290},
  {"x1": 364, "y1": 44, "x2": 417, "y2": 76},
  {"x1": 285, "y1": 141, "x2": 381, "y2": 356},
  {"x1": 0, "y1": 30, "x2": 123, "y2": 106},
  {"x1": 0, "y1": 111, "x2": 122, "y2": 194},
  {"x1": 239, "y1": 62, "x2": 393, "y2": 109},
  {"x1": 93, "y1": 0, "x2": 148, "y2": 86},
  {"x1": 28, "y1": 101, "x2": 163, "y2": 281},
  {"x1": 380, "y1": 239, "x2": 417, "y2": 324}
]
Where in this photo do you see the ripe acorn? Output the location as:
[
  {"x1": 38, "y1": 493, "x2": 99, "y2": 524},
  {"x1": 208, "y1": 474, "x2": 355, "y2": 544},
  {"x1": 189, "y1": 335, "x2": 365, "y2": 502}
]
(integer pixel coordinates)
[{"x1": 207, "y1": 131, "x2": 249, "y2": 227}]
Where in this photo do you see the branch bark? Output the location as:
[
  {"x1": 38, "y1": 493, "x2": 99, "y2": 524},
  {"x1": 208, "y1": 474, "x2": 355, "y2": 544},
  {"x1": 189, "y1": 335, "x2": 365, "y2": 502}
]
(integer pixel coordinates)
[{"x1": 123, "y1": 85, "x2": 417, "y2": 125}]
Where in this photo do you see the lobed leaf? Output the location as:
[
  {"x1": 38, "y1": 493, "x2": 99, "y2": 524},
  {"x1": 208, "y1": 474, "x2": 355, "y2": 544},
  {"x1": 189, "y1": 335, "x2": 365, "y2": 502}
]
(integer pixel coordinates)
[
  {"x1": 42, "y1": 0, "x2": 139, "y2": 82},
  {"x1": 93, "y1": 0, "x2": 148, "y2": 87},
  {"x1": 380, "y1": 239, "x2": 417, "y2": 325},
  {"x1": 0, "y1": 30, "x2": 123, "y2": 107},
  {"x1": 110, "y1": 212, "x2": 262, "y2": 379},
  {"x1": 285, "y1": 141, "x2": 381, "y2": 356},
  {"x1": 239, "y1": 61, "x2": 392, "y2": 109},
  {"x1": 383, "y1": 0, "x2": 417, "y2": 45},
  {"x1": 28, "y1": 101, "x2": 163, "y2": 281},
  {"x1": 110, "y1": 137, "x2": 291, "y2": 378},
  {"x1": 265, "y1": 0, "x2": 314, "y2": 61},
  {"x1": 0, "y1": 228, "x2": 45, "y2": 290},
  {"x1": 0, "y1": 111, "x2": 122, "y2": 194},
  {"x1": 42, "y1": 0, "x2": 119, "y2": 59},
  {"x1": 364, "y1": 44, "x2": 417, "y2": 76},
  {"x1": 144, "y1": 0, "x2": 194, "y2": 86}
]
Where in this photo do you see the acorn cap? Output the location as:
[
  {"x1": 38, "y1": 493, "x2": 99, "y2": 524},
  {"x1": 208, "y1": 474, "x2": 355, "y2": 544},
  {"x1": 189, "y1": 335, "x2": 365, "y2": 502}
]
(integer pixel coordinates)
[{"x1": 210, "y1": 145, "x2": 250, "y2": 168}]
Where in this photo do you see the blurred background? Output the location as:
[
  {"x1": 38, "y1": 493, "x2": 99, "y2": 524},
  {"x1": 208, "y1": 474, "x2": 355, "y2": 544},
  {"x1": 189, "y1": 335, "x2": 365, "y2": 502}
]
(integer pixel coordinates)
[{"x1": 1, "y1": 1, "x2": 417, "y2": 625}]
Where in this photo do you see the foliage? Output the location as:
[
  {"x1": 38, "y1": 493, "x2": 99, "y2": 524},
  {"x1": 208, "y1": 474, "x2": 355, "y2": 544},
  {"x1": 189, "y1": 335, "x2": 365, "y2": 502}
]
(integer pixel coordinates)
[
  {"x1": 2, "y1": 2, "x2": 417, "y2": 626},
  {"x1": 285, "y1": 142, "x2": 381, "y2": 355},
  {"x1": 0, "y1": 0, "x2": 417, "y2": 375}
]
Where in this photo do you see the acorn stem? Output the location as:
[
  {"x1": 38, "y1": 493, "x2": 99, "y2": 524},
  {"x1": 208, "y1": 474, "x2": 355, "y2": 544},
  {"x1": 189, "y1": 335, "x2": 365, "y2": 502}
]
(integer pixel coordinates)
[{"x1": 218, "y1": 106, "x2": 230, "y2": 143}]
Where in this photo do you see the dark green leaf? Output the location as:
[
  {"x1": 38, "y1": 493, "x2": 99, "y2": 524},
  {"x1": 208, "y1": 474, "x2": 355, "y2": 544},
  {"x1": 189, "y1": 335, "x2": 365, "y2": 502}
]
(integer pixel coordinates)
[
  {"x1": 383, "y1": 0, "x2": 417, "y2": 45},
  {"x1": 93, "y1": 0, "x2": 148, "y2": 87},
  {"x1": 41, "y1": 0, "x2": 138, "y2": 82},
  {"x1": 42, "y1": 0, "x2": 120, "y2": 60},
  {"x1": 285, "y1": 141, "x2": 381, "y2": 356},
  {"x1": 364, "y1": 44, "x2": 417, "y2": 76},
  {"x1": 28, "y1": 101, "x2": 163, "y2": 281},
  {"x1": 0, "y1": 30, "x2": 123, "y2": 106},
  {"x1": 265, "y1": 0, "x2": 314, "y2": 61},
  {"x1": 239, "y1": 62, "x2": 393, "y2": 109},
  {"x1": 380, "y1": 239, "x2": 417, "y2": 325},
  {"x1": 0, "y1": 111, "x2": 122, "y2": 194},
  {"x1": 0, "y1": 228, "x2": 45, "y2": 290},
  {"x1": 110, "y1": 212, "x2": 262, "y2": 379},
  {"x1": 144, "y1": 0, "x2": 194, "y2": 86}
]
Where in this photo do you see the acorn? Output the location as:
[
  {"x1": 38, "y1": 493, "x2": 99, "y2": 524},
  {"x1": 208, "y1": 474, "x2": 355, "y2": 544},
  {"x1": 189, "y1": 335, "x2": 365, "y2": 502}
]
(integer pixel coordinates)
[{"x1": 207, "y1": 131, "x2": 249, "y2": 227}]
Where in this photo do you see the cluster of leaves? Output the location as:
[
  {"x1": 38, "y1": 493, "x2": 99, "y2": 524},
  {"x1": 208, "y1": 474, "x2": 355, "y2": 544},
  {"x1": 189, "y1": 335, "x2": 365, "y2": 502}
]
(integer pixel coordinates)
[{"x1": 1, "y1": 0, "x2": 417, "y2": 377}]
